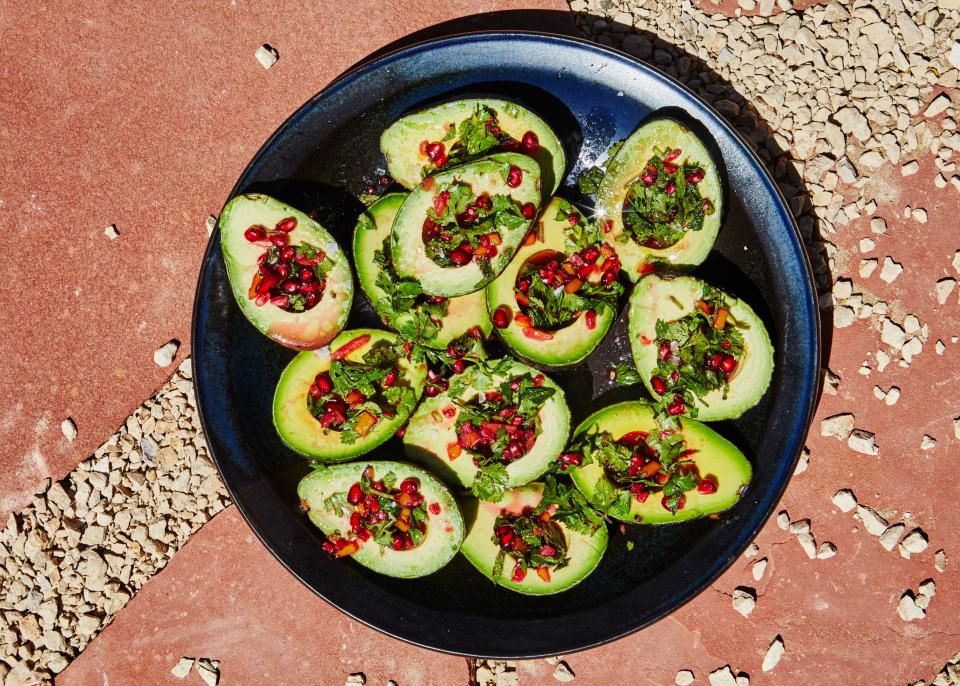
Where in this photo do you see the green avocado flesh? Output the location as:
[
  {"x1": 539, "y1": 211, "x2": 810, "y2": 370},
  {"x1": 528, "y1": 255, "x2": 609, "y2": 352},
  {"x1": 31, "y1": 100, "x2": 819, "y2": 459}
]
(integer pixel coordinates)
[
  {"x1": 568, "y1": 401, "x2": 752, "y2": 524},
  {"x1": 273, "y1": 329, "x2": 427, "y2": 461},
  {"x1": 597, "y1": 119, "x2": 722, "y2": 279},
  {"x1": 380, "y1": 99, "x2": 565, "y2": 196},
  {"x1": 353, "y1": 193, "x2": 492, "y2": 348},
  {"x1": 460, "y1": 483, "x2": 608, "y2": 595},
  {"x1": 402, "y1": 359, "x2": 570, "y2": 492},
  {"x1": 390, "y1": 153, "x2": 542, "y2": 297},
  {"x1": 628, "y1": 274, "x2": 774, "y2": 421},
  {"x1": 220, "y1": 193, "x2": 353, "y2": 350},
  {"x1": 486, "y1": 197, "x2": 617, "y2": 368},
  {"x1": 297, "y1": 461, "x2": 464, "y2": 578}
]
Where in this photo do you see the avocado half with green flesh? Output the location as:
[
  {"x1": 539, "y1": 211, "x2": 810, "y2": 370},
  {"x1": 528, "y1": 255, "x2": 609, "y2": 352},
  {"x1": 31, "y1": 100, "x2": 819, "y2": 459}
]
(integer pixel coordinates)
[
  {"x1": 568, "y1": 401, "x2": 751, "y2": 524},
  {"x1": 460, "y1": 482, "x2": 608, "y2": 595},
  {"x1": 628, "y1": 274, "x2": 774, "y2": 421},
  {"x1": 486, "y1": 197, "x2": 621, "y2": 368},
  {"x1": 390, "y1": 153, "x2": 542, "y2": 298},
  {"x1": 220, "y1": 193, "x2": 353, "y2": 349},
  {"x1": 274, "y1": 329, "x2": 427, "y2": 461},
  {"x1": 298, "y1": 461, "x2": 464, "y2": 578},
  {"x1": 597, "y1": 119, "x2": 722, "y2": 279},
  {"x1": 353, "y1": 193, "x2": 492, "y2": 348},
  {"x1": 402, "y1": 359, "x2": 570, "y2": 497},
  {"x1": 381, "y1": 99, "x2": 565, "y2": 196}
]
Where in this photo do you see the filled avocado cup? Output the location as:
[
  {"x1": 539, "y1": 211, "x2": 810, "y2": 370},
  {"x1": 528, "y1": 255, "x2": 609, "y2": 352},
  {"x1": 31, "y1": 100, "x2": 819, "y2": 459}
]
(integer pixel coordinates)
[
  {"x1": 628, "y1": 274, "x2": 774, "y2": 421},
  {"x1": 486, "y1": 197, "x2": 622, "y2": 369},
  {"x1": 597, "y1": 119, "x2": 722, "y2": 279},
  {"x1": 298, "y1": 461, "x2": 464, "y2": 578},
  {"x1": 273, "y1": 329, "x2": 427, "y2": 461},
  {"x1": 352, "y1": 193, "x2": 492, "y2": 349},
  {"x1": 567, "y1": 401, "x2": 751, "y2": 524},
  {"x1": 219, "y1": 193, "x2": 353, "y2": 350},
  {"x1": 460, "y1": 481, "x2": 608, "y2": 595},
  {"x1": 402, "y1": 358, "x2": 570, "y2": 500},
  {"x1": 380, "y1": 98, "x2": 565, "y2": 196},
  {"x1": 390, "y1": 153, "x2": 542, "y2": 298}
]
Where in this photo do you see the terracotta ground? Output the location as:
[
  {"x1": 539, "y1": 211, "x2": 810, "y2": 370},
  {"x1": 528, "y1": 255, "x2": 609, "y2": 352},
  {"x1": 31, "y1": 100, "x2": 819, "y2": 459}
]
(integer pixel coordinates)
[{"x1": 5, "y1": 1, "x2": 959, "y2": 685}]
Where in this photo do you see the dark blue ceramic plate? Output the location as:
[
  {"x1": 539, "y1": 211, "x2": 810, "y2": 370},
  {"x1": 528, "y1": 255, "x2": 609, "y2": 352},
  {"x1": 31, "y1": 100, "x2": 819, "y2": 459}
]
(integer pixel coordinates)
[{"x1": 192, "y1": 32, "x2": 819, "y2": 658}]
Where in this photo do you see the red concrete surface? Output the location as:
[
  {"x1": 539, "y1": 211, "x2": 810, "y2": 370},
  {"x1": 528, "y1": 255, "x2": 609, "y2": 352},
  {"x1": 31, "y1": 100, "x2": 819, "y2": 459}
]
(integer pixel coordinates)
[{"x1": 0, "y1": 1, "x2": 570, "y2": 517}]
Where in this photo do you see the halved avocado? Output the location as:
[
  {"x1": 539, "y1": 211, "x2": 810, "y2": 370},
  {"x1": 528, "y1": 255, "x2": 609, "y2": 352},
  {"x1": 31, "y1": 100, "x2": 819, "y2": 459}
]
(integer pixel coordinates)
[
  {"x1": 402, "y1": 359, "x2": 570, "y2": 492},
  {"x1": 486, "y1": 197, "x2": 617, "y2": 368},
  {"x1": 353, "y1": 193, "x2": 492, "y2": 348},
  {"x1": 220, "y1": 193, "x2": 353, "y2": 349},
  {"x1": 597, "y1": 119, "x2": 722, "y2": 279},
  {"x1": 390, "y1": 153, "x2": 542, "y2": 297},
  {"x1": 273, "y1": 329, "x2": 427, "y2": 461},
  {"x1": 628, "y1": 274, "x2": 774, "y2": 421},
  {"x1": 298, "y1": 461, "x2": 464, "y2": 578},
  {"x1": 569, "y1": 401, "x2": 751, "y2": 524},
  {"x1": 381, "y1": 99, "x2": 565, "y2": 196},
  {"x1": 460, "y1": 483, "x2": 608, "y2": 595}
]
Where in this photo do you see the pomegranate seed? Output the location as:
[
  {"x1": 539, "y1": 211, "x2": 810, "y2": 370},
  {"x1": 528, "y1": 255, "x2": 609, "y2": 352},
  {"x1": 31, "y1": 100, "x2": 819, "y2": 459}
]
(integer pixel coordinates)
[
  {"x1": 539, "y1": 544, "x2": 556, "y2": 557},
  {"x1": 651, "y1": 376, "x2": 667, "y2": 396},
  {"x1": 425, "y1": 141, "x2": 446, "y2": 163},
  {"x1": 667, "y1": 397, "x2": 686, "y2": 416},
  {"x1": 270, "y1": 295, "x2": 289, "y2": 307},
  {"x1": 500, "y1": 138, "x2": 520, "y2": 152},
  {"x1": 270, "y1": 233, "x2": 289, "y2": 247},
  {"x1": 315, "y1": 372, "x2": 333, "y2": 393},
  {"x1": 280, "y1": 246, "x2": 296, "y2": 262},
  {"x1": 686, "y1": 168, "x2": 704, "y2": 184},
  {"x1": 463, "y1": 205, "x2": 478, "y2": 222},
  {"x1": 244, "y1": 226, "x2": 266, "y2": 242},
  {"x1": 585, "y1": 309, "x2": 596, "y2": 330},
  {"x1": 492, "y1": 305, "x2": 512, "y2": 329},
  {"x1": 275, "y1": 217, "x2": 297, "y2": 233},
  {"x1": 347, "y1": 484, "x2": 362, "y2": 504},
  {"x1": 449, "y1": 248, "x2": 471, "y2": 266},
  {"x1": 697, "y1": 477, "x2": 718, "y2": 494},
  {"x1": 322, "y1": 540, "x2": 337, "y2": 555},
  {"x1": 383, "y1": 370, "x2": 397, "y2": 387},
  {"x1": 521, "y1": 203, "x2": 536, "y2": 219},
  {"x1": 511, "y1": 563, "x2": 526, "y2": 582},
  {"x1": 506, "y1": 166, "x2": 522, "y2": 188},
  {"x1": 583, "y1": 246, "x2": 600, "y2": 263},
  {"x1": 558, "y1": 453, "x2": 583, "y2": 468},
  {"x1": 424, "y1": 384, "x2": 441, "y2": 398},
  {"x1": 521, "y1": 131, "x2": 539, "y2": 155},
  {"x1": 392, "y1": 532, "x2": 405, "y2": 550},
  {"x1": 281, "y1": 279, "x2": 299, "y2": 294},
  {"x1": 366, "y1": 185, "x2": 377, "y2": 194},
  {"x1": 379, "y1": 174, "x2": 392, "y2": 186},
  {"x1": 429, "y1": 502, "x2": 441, "y2": 515},
  {"x1": 433, "y1": 190, "x2": 450, "y2": 216},
  {"x1": 654, "y1": 472, "x2": 670, "y2": 485},
  {"x1": 665, "y1": 148, "x2": 682, "y2": 162},
  {"x1": 663, "y1": 162, "x2": 678, "y2": 175},
  {"x1": 665, "y1": 181, "x2": 676, "y2": 195},
  {"x1": 395, "y1": 425, "x2": 406, "y2": 439},
  {"x1": 453, "y1": 359, "x2": 465, "y2": 374},
  {"x1": 305, "y1": 292, "x2": 319, "y2": 307},
  {"x1": 720, "y1": 355, "x2": 737, "y2": 374},
  {"x1": 475, "y1": 194, "x2": 492, "y2": 210},
  {"x1": 671, "y1": 370, "x2": 679, "y2": 383},
  {"x1": 399, "y1": 478, "x2": 419, "y2": 494},
  {"x1": 350, "y1": 511, "x2": 363, "y2": 533},
  {"x1": 296, "y1": 267, "x2": 312, "y2": 282}
]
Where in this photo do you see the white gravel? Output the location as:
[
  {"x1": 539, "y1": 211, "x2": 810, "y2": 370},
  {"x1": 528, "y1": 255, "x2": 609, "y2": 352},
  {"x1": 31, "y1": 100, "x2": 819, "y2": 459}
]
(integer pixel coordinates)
[
  {"x1": 255, "y1": 44, "x2": 279, "y2": 69},
  {"x1": 762, "y1": 636, "x2": 785, "y2": 672}
]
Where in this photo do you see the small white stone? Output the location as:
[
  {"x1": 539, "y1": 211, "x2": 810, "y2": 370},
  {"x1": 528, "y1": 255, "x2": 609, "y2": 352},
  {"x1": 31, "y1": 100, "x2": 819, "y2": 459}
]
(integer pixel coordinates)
[
  {"x1": 955, "y1": 417, "x2": 960, "y2": 439},
  {"x1": 859, "y1": 237, "x2": 875, "y2": 252},
  {"x1": 255, "y1": 44, "x2": 279, "y2": 69},
  {"x1": 834, "y1": 306, "x2": 856, "y2": 328},
  {"x1": 833, "y1": 278, "x2": 854, "y2": 299},
  {"x1": 901, "y1": 160, "x2": 920, "y2": 176},
  {"x1": 752, "y1": 558, "x2": 768, "y2": 581},
  {"x1": 824, "y1": 369, "x2": 840, "y2": 395},
  {"x1": 902, "y1": 337, "x2": 924, "y2": 364},
  {"x1": 195, "y1": 660, "x2": 219, "y2": 686},
  {"x1": 676, "y1": 670, "x2": 695, "y2": 686},
  {"x1": 776, "y1": 510, "x2": 790, "y2": 529},
  {"x1": 789, "y1": 519, "x2": 810, "y2": 535},
  {"x1": 879, "y1": 523, "x2": 905, "y2": 551},
  {"x1": 935, "y1": 549, "x2": 948, "y2": 573},
  {"x1": 743, "y1": 542, "x2": 760, "y2": 558},
  {"x1": 871, "y1": 217, "x2": 887, "y2": 234},
  {"x1": 797, "y1": 532, "x2": 817, "y2": 559},
  {"x1": 709, "y1": 665, "x2": 739, "y2": 686},
  {"x1": 104, "y1": 224, "x2": 119, "y2": 239},
  {"x1": 171, "y1": 658, "x2": 193, "y2": 679},
  {"x1": 880, "y1": 256, "x2": 903, "y2": 283},
  {"x1": 937, "y1": 340, "x2": 946, "y2": 355},
  {"x1": 857, "y1": 505, "x2": 889, "y2": 535},
  {"x1": 345, "y1": 674, "x2": 366, "y2": 686},
  {"x1": 919, "y1": 579, "x2": 937, "y2": 597},
  {"x1": 953, "y1": 250, "x2": 960, "y2": 274},
  {"x1": 832, "y1": 489, "x2": 857, "y2": 512},
  {"x1": 913, "y1": 208, "x2": 929, "y2": 223},
  {"x1": 154, "y1": 339, "x2": 180, "y2": 367},
  {"x1": 885, "y1": 387, "x2": 900, "y2": 406},
  {"x1": 61, "y1": 417, "x2": 78, "y2": 442},
  {"x1": 881, "y1": 319, "x2": 906, "y2": 350},
  {"x1": 915, "y1": 594, "x2": 930, "y2": 610},
  {"x1": 859, "y1": 259, "x2": 878, "y2": 278},
  {"x1": 921, "y1": 435, "x2": 937, "y2": 451},
  {"x1": 936, "y1": 173, "x2": 948, "y2": 188},
  {"x1": 794, "y1": 449, "x2": 809, "y2": 475},
  {"x1": 902, "y1": 529, "x2": 929, "y2": 553},
  {"x1": 821, "y1": 413, "x2": 855, "y2": 440},
  {"x1": 936, "y1": 278, "x2": 956, "y2": 305},
  {"x1": 816, "y1": 541, "x2": 837, "y2": 559},
  {"x1": 898, "y1": 593, "x2": 925, "y2": 621},
  {"x1": 732, "y1": 588, "x2": 756, "y2": 617},
  {"x1": 735, "y1": 676, "x2": 749, "y2": 686},
  {"x1": 205, "y1": 215, "x2": 217, "y2": 236},
  {"x1": 553, "y1": 661, "x2": 575, "y2": 682},
  {"x1": 848, "y1": 429, "x2": 879, "y2": 456},
  {"x1": 925, "y1": 93, "x2": 952, "y2": 118},
  {"x1": 762, "y1": 636, "x2": 785, "y2": 672},
  {"x1": 873, "y1": 386, "x2": 886, "y2": 400}
]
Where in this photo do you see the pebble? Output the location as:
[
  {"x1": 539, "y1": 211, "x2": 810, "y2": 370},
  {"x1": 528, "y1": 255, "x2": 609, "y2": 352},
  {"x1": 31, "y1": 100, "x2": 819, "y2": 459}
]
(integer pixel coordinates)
[
  {"x1": 879, "y1": 257, "x2": 903, "y2": 283},
  {"x1": 885, "y1": 387, "x2": 900, "y2": 406},
  {"x1": 195, "y1": 659, "x2": 220, "y2": 686},
  {"x1": 912, "y1": 207, "x2": 928, "y2": 223},
  {"x1": 676, "y1": 670, "x2": 695, "y2": 686},
  {"x1": 870, "y1": 217, "x2": 887, "y2": 234},
  {"x1": 752, "y1": 558, "x2": 767, "y2": 581},
  {"x1": 859, "y1": 237, "x2": 875, "y2": 252},
  {"x1": 743, "y1": 542, "x2": 760, "y2": 558},
  {"x1": 832, "y1": 489, "x2": 858, "y2": 512},
  {"x1": 925, "y1": 93, "x2": 952, "y2": 118},
  {"x1": 879, "y1": 523, "x2": 906, "y2": 551},
  {"x1": 732, "y1": 587, "x2": 756, "y2": 617},
  {"x1": 848, "y1": 429, "x2": 879, "y2": 456},
  {"x1": 857, "y1": 505, "x2": 889, "y2": 535},
  {"x1": 154, "y1": 340, "x2": 181, "y2": 367},
  {"x1": 255, "y1": 44, "x2": 279, "y2": 69},
  {"x1": 205, "y1": 215, "x2": 217, "y2": 236},
  {"x1": 794, "y1": 448, "x2": 809, "y2": 475},
  {"x1": 902, "y1": 160, "x2": 920, "y2": 176},
  {"x1": 824, "y1": 369, "x2": 840, "y2": 395},
  {"x1": 61, "y1": 418, "x2": 78, "y2": 442},
  {"x1": 881, "y1": 319, "x2": 906, "y2": 349},
  {"x1": 936, "y1": 340, "x2": 946, "y2": 355},
  {"x1": 171, "y1": 657, "x2": 193, "y2": 678},
  {"x1": 797, "y1": 532, "x2": 817, "y2": 559},
  {"x1": 762, "y1": 636, "x2": 785, "y2": 672},
  {"x1": 104, "y1": 224, "x2": 119, "y2": 240},
  {"x1": 898, "y1": 593, "x2": 926, "y2": 621},
  {"x1": 821, "y1": 413, "x2": 855, "y2": 440},
  {"x1": 776, "y1": 510, "x2": 790, "y2": 530},
  {"x1": 553, "y1": 661, "x2": 576, "y2": 682},
  {"x1": 921, "y1": 435, "x2": 937, "y2": 450},
  {"x1": 935, "y1": 549, "x2": 948, "y2": 573},
  {"x1": 834, "y1": 306, "x2": 855, "y2": 327},
  {"x1": 955, "y1": 417, "x2": 960, "y2": 439},
  {"x1": 816, "y1": 542, "x2": 837, "y2": 559},
  {"x1": 902, "y1": 529, "x2": 929, "y2": 553},
  {"x1": 919, "y1": 579, "x2": 937, "y2": 598},
  {"x1": 709, "y1": 666, "x2": 738, "y2": 686},
  {"x1": 936, "y1": 278, "x2": 956, "y2": 304},
  {"x1": 789, "y1": 519, "x2": 810, "y2": 535}
]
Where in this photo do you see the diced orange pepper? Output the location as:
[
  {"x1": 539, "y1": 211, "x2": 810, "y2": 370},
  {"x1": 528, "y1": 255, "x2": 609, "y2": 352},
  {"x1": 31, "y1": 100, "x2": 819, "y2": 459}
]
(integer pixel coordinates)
[
  {"x1": 336, "y1": 540, "x2": 360, "y2": 557},
  {"x1": 354, "y1": 411, "x2": 377, "y2": 437},
  {"x1": 487, "y1": 232, "x2": 502, "y2": 246},
  {"x1": 447, "y1": 442, "x2": 462, "y2": 461},
  {"x1": 514, "y1": 313, "x2": 532, "y2": 329},
  {"x1": 563, "y1": 278, "x2": 583, "y2": 294},
  {"x1": 345, "y1": 390, "x2": 365, "y2": 407},
  {"x1": 515, "y1": 291, "x2": 530, "y2": 307},
  {"x1": 248, "y1": 273, "x2": 263, "y2": 299},
  {"x1": 713, "y1": 307, "x2": 729, "y2": 329},
  {"x1": 475, "y1": 246, "x2": 490, "y2": 258},
  {"x1": 536, "y1": 566, "x2": 551, "y2": 582},
  {"x1": 696, "y1": 299, "x2": 712, "y2": 315},
  {"x1": 639, "y1": 461, "x2": 662, "y2": 478}
]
